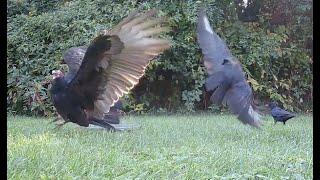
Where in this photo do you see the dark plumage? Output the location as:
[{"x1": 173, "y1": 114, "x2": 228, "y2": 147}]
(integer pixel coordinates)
[
  {"x1": 50, "y1": 9, "x2": 171, "y2": 130},
  {"x1": 103, "y1": 100, "x2": 123, "y2": 124},
  {"x1": 269, "y1": 102, "x2": 295, "y2": 125},
  {"x1": 196, "y1": 8, "x2": 261, "y2": 127}
]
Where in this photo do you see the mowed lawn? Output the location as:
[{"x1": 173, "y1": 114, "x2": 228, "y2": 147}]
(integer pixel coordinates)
[{"x1": 8, "y1": 114, "x2": 313, "y2": 179}]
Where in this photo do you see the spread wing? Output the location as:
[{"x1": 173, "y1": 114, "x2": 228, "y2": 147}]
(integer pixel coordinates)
[
  {"x1": 197, "y1": 7, "x2": 233, "y2": 75},
  {"x1": 66, "y1": 9, "x2": 171, "y2": 119},
  {"x1": 222, "y1": 82, "x2": 261, "y2": 127},
  {"x1": 197, "y1": 7, "x2": 261, "y2": 128}
]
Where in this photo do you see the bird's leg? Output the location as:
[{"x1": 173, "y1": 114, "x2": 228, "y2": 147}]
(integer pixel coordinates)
[
  {"x1": 274, "y1": 120, "x2": 277, "y2": 125},
  {"x1": 283, "y1": 121, "x2": 286, "y2": 125}
]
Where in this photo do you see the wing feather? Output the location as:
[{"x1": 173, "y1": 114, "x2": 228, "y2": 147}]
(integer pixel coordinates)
[
  {"x1": 91, "y1": 9, "x2": 171, "y2": 118},
  {"x1": 66, "y1": 9, "x2": 171, "y2": 119},
  {"x1": 62, "y1": 46, "x2": 87, "y2": 82},
  {"x1": 197, "y1": 8, "x2": 233, "y2": 75},
  {"x1": 222, "y1": 82, "x2": 261, "y2": 127},
  {"x1": 197, "y1": 7, "x2": 261, "y2": 127}
]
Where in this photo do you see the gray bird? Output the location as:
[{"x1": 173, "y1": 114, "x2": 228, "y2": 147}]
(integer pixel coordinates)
[
  {"x1": 196, "y1": 8, "x2": 261, "y2": 127},
  {"x1": 269, "y1": 102, "x2": 295, "y2": 125}
]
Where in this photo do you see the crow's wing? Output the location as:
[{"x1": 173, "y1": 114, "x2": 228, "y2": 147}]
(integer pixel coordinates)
[
  {"x1": 222, "y1": 81, "x2": 261, "y2": 127},
  {"x1": 197, "y1": 8, "x2": 233, "y2": 75},
  {"x1": 271, "y1": 107, "x2": 295, "y2": 118},
  {"x1": 66, "y1": 9, "x2": 171, "y2": 119}
]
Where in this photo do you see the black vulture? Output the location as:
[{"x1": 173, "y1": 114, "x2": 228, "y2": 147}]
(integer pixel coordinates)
[
  {"x1": 50, "y1": 9, "x2": 171, "y2": 130},
  {"x1": 196, "y1": 8, "x2": 261, "y2": 127}
]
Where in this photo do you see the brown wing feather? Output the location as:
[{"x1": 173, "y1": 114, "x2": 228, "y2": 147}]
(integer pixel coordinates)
[
  {"x1": 67, "y1": 9, "x2": 171, "y2": 119},
  {"x1": 92, "y1": 9, "x2": 171, "y2": 118}
]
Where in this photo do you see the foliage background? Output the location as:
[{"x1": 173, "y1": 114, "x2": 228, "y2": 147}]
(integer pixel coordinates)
[{"x1": 7, "y1": 0, "x2": 313, "y2": 116}]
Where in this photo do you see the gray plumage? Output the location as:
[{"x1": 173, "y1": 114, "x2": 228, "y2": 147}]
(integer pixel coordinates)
[
  {"x1": 62, "y1": 46, "x2": 88, "y2": 83},
  {"x1": 197, "y1": 8, "x2": 261, "y2": 127}
]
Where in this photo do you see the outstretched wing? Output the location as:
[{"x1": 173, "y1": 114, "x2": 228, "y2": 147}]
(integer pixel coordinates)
[
  {"x1": 222, "y1": 82, "x2": 261, "y2": 127},
  {"x1": 66, "y1": 9, "x2": 171, "y2": 119},
  {"x1": 197, "y1": 7, "x2": 261, "y2": 128},
  {"x1": 197, "y1": 7, "x2": 233, "y2": 75}
]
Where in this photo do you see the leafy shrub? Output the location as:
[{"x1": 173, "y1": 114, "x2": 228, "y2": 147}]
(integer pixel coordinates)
[{"x1": 7, "y1": 0, "x2": 312, "y2": 116}]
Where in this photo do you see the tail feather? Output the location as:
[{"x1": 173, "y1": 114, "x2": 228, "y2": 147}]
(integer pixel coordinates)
[
  {"x1": 90, "y1": 118, "x2": 116, "y2": 131},
  {"x1": 283, "y1": 114, "x2": 295, "y2": 121},
  {"x1": 112, "y1": 123, "x2": 141, "y2": 131},
  {"x1": 103, "y1": 112, "x2": 120, "y2": 124},
  {"x1": 89, "y1": 118, "x2": 140, "y2": 132}
]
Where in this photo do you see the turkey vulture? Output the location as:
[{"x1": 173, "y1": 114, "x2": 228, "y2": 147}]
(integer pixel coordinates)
[
  {"x1": 269, "y1": 102, "x2": 295, "y2": 125},
  {"x1": 50, "y1": 8, "x2": 171, "y2": 130},
  {"x1": 196, "y1": 8, "x2": 261, "y2": 127}
]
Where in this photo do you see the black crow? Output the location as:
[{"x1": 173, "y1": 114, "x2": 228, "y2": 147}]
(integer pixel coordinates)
[
  {"x1": 50, "y1": 9, "x2": 171, "y2": 130},
  {"x1": 197, "y1": 7, "x2": 261, "y2": 127},
  {"x1": 269, "y1": 102, "x2": 295, "y2": 125}
]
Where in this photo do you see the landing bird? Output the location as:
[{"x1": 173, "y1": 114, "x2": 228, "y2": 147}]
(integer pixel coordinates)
[
  {"x1": 196, "y1": 7, "x2": 261, "y2": 127},
  {"x1": 269, "y1": 102, "x2": 295, "y2": 125},
  {"x1": 50, "y1": 8, "x2": 171, "y2": 131}
]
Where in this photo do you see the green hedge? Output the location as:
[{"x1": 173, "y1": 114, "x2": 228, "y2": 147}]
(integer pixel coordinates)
[{"x1": 7, "y1": 0, "x2": 313, "y2": 116}]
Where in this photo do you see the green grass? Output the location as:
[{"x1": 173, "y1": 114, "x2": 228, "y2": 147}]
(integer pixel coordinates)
[{"x1": 8, "y1": 114, "x2": 313, "y2": 179}]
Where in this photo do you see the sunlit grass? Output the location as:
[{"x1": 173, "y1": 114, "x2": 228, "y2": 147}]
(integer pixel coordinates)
[{"x1": 8, "y1": 114, "x2": 313, "y2": 179}]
